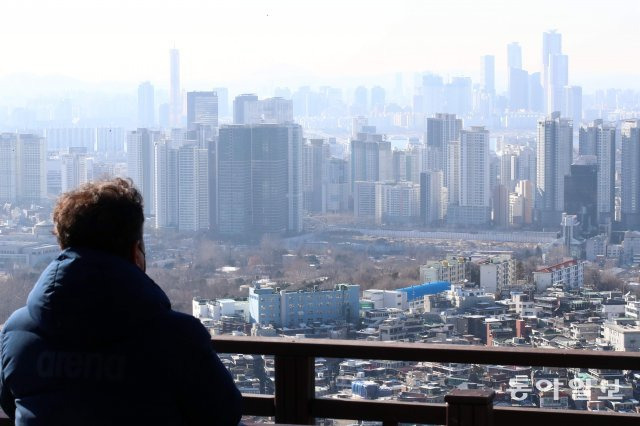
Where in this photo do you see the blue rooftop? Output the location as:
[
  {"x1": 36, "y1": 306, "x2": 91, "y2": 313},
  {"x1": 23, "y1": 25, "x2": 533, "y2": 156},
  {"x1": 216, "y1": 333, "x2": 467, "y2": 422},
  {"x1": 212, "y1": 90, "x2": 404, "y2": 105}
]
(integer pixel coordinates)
[{"x1": 398, "y1": 281, "x2": 451, "y2": 301}]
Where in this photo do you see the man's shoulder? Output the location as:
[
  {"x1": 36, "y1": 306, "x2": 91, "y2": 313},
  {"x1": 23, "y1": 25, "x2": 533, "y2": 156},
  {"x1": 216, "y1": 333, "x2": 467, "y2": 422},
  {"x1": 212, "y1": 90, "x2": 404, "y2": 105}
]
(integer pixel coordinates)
[
  {"x1": 1, "y1": 307, "x2": 35, "y2": 336},
  {"x1": 159, "y1": 310, "x2": 211, "y2": 345}
]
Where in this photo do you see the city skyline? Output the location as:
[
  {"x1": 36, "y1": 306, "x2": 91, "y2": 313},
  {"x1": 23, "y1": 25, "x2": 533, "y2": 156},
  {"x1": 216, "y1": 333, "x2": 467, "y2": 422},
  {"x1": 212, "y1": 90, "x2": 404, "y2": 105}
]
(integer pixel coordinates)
[{"x1": 0, "y1": 0, "x2": 639, "y2": 99}]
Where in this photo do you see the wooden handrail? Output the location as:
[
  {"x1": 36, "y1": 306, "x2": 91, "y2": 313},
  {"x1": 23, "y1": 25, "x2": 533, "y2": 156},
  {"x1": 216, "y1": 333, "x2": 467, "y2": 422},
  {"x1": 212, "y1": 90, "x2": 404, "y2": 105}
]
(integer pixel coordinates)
[
  {"x1": 212, "y1": 335, "x2": 640, "y2": 369},
  {"x1": 212, "y1": 336, "x2": 640, "y2": 425}
]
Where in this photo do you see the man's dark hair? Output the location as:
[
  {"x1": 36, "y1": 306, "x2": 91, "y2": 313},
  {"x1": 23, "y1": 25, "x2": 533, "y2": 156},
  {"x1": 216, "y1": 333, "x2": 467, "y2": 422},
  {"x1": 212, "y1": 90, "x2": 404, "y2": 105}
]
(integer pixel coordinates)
[{"x1": 53, "y1": 178, "x2": 144, "y2": 258}]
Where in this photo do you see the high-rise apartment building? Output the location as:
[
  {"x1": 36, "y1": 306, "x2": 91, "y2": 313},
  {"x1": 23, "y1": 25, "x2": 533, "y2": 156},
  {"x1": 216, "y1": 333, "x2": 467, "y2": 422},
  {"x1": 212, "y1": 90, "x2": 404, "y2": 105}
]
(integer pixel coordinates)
[
  {"x1": 177, "y1": 143, "x2": 209, "y2": 231},
  {"x1": 536, "y1": 112, "x2": 573, "y2": 227},
  {"x1": 564, "y1": 159, "x2": 598, "y2": 236},
  {"x1": 169, "y1": 48, "x2": 181, "y2": 127},
  {"x1": 350, "y1": 132, "x2": 391, "y2": 191},
  {"x1": 303, "y1": 139, "x2": 329, "y2": 213},
  {"x1": 375, "y1": 181, "x2": 420, "y2": 225},
  {"x1": 0, "y1": 134, "x2": 19, "y2": 203},
  {"x1": 425, "y1": 113, "x2": 462, "y2": 190},
  {"x1": 216, "y1": 124, "x2": 303, "y2": 240},
  {"x1": 594, "y1": 123, "x2": 615, "y2": 225},
  {"x1": 45, "y1": 128, "x2": 95, "y2": 152},
  {"x1": 6, "y1": 134, "x2": 48, "y2": 204},
  {"x1": 622, "y1": 120, "x2": 640, "y2": 229},
  {"x1": 154, "y1": 139, "x2": 178, "y2": 229},
  {"x1": 419, "y1": 256, "x2": 468, "y2": 284},
  {"x1": 187, "y1": 91, "x2": 218, "y2": 130},
  {"x1": 420, "y1": 171, "x2": 443, "y2": 226},
  {"x1": 60, "y1": 147, "x2": 89, "y2": 193},
  {"x1": 127, "y1": 129, "x2": 160, "y2": 215},
  {"x1": 325, "y1": 158, "x2": 349, "y2": 213},
  {"x1": 447, "y1": 126, "x2": 491, "y2": 225},
  {"x1": 137, "y1": 81, "x2": 155, "y2": 128}
]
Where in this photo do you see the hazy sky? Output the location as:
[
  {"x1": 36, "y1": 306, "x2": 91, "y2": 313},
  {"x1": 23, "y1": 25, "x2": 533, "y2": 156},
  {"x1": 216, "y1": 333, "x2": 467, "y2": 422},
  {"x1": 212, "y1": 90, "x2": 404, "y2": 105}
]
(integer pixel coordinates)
[{"x1": 1, "y1": 0, "x2": 639, "y2": 94}]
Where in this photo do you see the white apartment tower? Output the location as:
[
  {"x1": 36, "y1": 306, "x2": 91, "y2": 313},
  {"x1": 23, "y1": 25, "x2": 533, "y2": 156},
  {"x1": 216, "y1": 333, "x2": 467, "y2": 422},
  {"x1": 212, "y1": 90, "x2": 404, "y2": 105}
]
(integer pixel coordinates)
[
  {"x1": 177, "y1": 143, "x2": 209, "y2": 231},
  {"x1": 622, "y1": 120, "x2": 640, "y2": 229},
  {"x1": 459, "y1": 127, "x2": 490, "y2": 209},
  {"x1": 14, "y1": 134, "x2": 47, "y2": 204},
  {"x1": 594, "y1": 122, "x2": 616, "y2": 225},
  {"x1": 60, "y1": 149, "x2": 89, "y2": 193},
  {"x1": 127, "y1": 129, "x2": 158, "y2": 215},
  {"x1": 154, "y1": 140, "x2": 179, "y2": 229},
  {"x1": 536, "y1": 112, "x2": 573, "y2": 227},
  {"x1": 0, "y1": 134, "x2": 18, "y2": 203}
]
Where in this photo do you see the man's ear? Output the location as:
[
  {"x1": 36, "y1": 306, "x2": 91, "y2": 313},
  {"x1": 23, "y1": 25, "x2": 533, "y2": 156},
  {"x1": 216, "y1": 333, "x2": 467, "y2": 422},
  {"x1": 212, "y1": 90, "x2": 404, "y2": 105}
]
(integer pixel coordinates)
[{"x1": 131, "y1": 240, "x2": 146, "y2": 272}]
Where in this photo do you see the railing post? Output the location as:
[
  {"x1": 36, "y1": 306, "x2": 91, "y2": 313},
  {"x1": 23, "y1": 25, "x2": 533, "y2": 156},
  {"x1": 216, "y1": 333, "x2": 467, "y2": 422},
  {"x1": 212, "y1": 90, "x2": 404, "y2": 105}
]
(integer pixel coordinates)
[
  {"x1": 445, "y1": 389, "x2": 495, "y2": 426},
  {"x1": 274, "y1": 354, "x2": 315, "y2": 425}
]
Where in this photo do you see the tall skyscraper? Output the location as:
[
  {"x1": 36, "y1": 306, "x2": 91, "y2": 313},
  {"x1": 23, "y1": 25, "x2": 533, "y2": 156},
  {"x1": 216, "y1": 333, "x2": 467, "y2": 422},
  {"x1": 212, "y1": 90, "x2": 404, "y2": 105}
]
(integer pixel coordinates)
[
  {"x1": 259, "y1": 97, "x2": 293, "y2": 124},
  {"x1": 481, "y1": 55, "x2": 495, "y2": 95},
  {"x1": 213, "y1": 87, "x2": 229, "y2": 117},
  {"x1": 547, "y1": 54, "x2": 569, "y2": 113},
  {"x1": 352, "y1": 86, "x2": 368, "y2": 115},
  {"x1": 536, "y1": 112, "x2": 573, "y2": 227},
  {"x1": 233, "y1": 94, "x2": 259, "y2": 124},
  {"x1": 186, "y1": 91, "x2": 218, "y2": 130},
  {"x1": 528, "y1": 72, "x2": 544, "y2": 112},
  {"x1": 216, "y1": 124, "x2": 303, "y2": 239},
  {"x1": 563, "y1": 86, "x2": 582, "y2": 128},
  {"x1": 507, "y1": 42, "x2": 522, "y2": 70},
  {"x1": 422, "y1": 74, "x2": 444, "y2": 115},
  {"x1": 137, "y1": 81, "x2": 155, "y2": 128},
  {"x1": 542, "y1": 30, "x2": 562, "y2": 111},
  {"x1": 370, "y1": 86, "x2": 386, "y2": 112},
  {"x1": 169, "y1": 48, "x2": 182, "y2": 127},
  {"x1": 621, "y1": 119, "x2": 640, "y2": 229},
  {"x1": 509, "y1": 68, "x2": 529, "y2": 110}
]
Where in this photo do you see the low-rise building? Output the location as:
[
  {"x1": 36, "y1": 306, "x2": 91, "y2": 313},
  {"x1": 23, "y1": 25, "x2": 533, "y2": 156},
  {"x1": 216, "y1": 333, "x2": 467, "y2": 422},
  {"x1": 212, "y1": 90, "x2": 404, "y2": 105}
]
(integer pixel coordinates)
[
  {"x1": 419, "y1": 256, "x2": 468, "y2": 284},
  {"x1": 478, "y1": 254, "x2": 517, "y2": 294},
  {"x1": 248, "y1": 282, "x2": 360, "y2": 327},
  {"x1": 533, "y1": 259, "x2": 585, "y2": 292},
  {"x1": 601, "y1": 320, "x2": 640, "y2": 351}
]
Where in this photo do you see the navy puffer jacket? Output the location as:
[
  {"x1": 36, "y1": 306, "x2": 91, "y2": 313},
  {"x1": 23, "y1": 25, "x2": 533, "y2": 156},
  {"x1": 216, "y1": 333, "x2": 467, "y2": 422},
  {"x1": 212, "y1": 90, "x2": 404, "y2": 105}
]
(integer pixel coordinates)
[{"x1": 0, "y1": 248, "x2": 242, "y2": 425}]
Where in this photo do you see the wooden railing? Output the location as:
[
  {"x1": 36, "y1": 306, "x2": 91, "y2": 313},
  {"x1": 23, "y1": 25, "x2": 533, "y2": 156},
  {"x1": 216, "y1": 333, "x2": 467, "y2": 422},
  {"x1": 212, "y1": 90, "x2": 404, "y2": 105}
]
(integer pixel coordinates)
[
  {"x1": 212, "y1": 335, "x2": 640, "y2": 426},
  {"x1": 1, "y1": 336, "x2": 639, "y2": 425}
]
